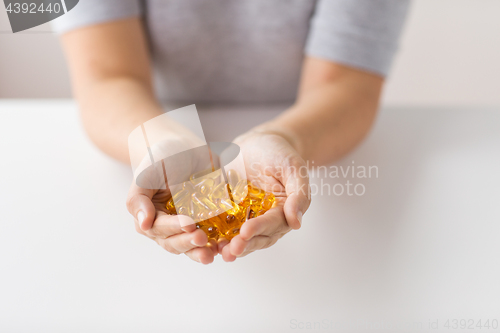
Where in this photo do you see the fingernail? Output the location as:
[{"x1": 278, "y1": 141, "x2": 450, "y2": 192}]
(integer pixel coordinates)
[
  {"x1": 137, "y1": 211, "x2": 145, "y2": 228},
  {"x1": 296, "y1": 211, "x2": 303, "y2": 226}
]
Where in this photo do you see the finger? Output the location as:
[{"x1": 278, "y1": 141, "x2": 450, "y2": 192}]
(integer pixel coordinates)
[
  {"x1": 207, "y1": 239, "x2": 219, "y2": 256},
  {"x1": 126, "y1": 182, "x2": 156, "y2": 231},
  {"x1": 217, "y1": 238, "x2": 229, "y2": 255},
  {"x1": 221, "y1": 245, "x2": 237, "y2": 262},
  {"x1": 134, "y1": 219, "x2": 152, "y2": 239},
  {"x1": 146, "y1": 212, "x2": 196, "y2": 239},
  {"x1": 239, "y1": 206, "x2": 289, "y2": 240},
  {"x1": 283, "y1": 159, "x2": 311, "y2": 230},
  {"x1": 156, "y1": 229, "x2": 208, "y2": 255},
  {"x1": 229, "y1": 235, "x2": 277, "y2": 257},
  {"x1": 185, "y1": 247, "x2": 215, "y2": 265}
]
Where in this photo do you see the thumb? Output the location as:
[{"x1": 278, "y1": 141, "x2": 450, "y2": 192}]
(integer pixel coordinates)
[
  {"x1": 126, "y1": 183, "x2": 156, "y2": 231},
  {"x1": 283, "y1": 159, "x2": 311, "y2": 230}
]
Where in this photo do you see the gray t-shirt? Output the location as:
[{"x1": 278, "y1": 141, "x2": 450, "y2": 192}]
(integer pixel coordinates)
[{"x1": 53, "y1": 0, "x2": 410, "y2": 104}]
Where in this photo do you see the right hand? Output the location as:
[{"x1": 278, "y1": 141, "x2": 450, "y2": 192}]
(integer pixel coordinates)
[
  {"x1": 126, "y1": 136, "x2": 218, "y2": 264},
  {"x1": 126, "y1": 183, "x2": 218, "y2": 264}
]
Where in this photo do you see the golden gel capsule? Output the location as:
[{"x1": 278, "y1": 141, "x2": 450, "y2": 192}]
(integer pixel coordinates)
[
  {"x1": 172, "y1": 188, "x2": 190, "y2": 204},
  {"x1": 189, "y1": 169, "x2": 210, "y2": 182},
  {"x1": 231, "y1": 179, "x2": 248, "y2": 202},
  {"x1": 195, "y1": 178, "x2": 215, "y2": 196},
  {"x1": 190, "y1": 169, "x2": 222, "y2": 182},
  {"x1": 244, "y1": 206, "x2": 256, "y2": 221},
  {"x1": 218, "y1": 198, "x2": 234, "y2": 212},
  {"x1": 250, "y1": 201, "x2": 262, "y2": 212},
  {"x1": 256, "y1": 209, "x2": 266, "y2": 217},
  {"x1": 191, "y1": 193, "x2": 210, "y2": 211},
  {"x1": 248, "y1": 193, "x2": 262, "y2": 206},
  {"x1": 166, "y1": 198, "x2": 176, "y2": 214},
  {"x1": 196, "y1": 211, "x2": 210, "y2": 221},
  {"x1": 212, "y1": 215, "x2": 229, "y2": 235},
  {"x1": 262, "y1": 193, "x2": 275, "y2": 210},
  {"x1": 200, "y1": 196, "x2": 219, "y2": 214},
  {"x1": 177, "y1": 206, "x2": 189, "y2": 216},
  {"x1": 209, "y1": 181, "x2": 226, "y2": 202},
  {"x1": 196, "y1": 223, "x2": 219, "y2": 240},
  {"x1": 225, "y1": 227, "x2": 240, "y2": 241},
  {"x1": 182, "y1": 181, "x2": 195, "y2": 193},
  {"x1": 226, "y1": 214, "x2": 236, "y2": 225},
  {"x1": 248, "y1": 185, "x2": 266, "y2": 198},
  {"x1": 192, "y1": 193, "x2": 218, "y2": 217},
  {"x1": 166, "y1": 169, "x2": 275, "y2": 242},
  {"x1": 226, "y1": 169, "x2": 240, "y2": 187}
]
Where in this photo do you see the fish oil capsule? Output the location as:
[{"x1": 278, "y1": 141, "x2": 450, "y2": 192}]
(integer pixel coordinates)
[
  {"x1": 231, "y1": 179, "x2": 248, "y2": 203},
  {"x1": 191, "y1": 193, "x2": 211, "y2": 211},
  {"x1": 190, "y1": 168, "x2": 222, "y2": 182},
  {"x1": 211, "y1": 215, "x2": 229, "y2": 235},
  {"x1": 166, "y1": 197, "x2": 176, "y2": 214},
  {"x1": 189, "y1": 169, "x2": 210, "y2": 182},
  {"x1": 247, "y1": 193, "x2": 262, "y2": 206},
  {"x1": 209, "y1": 181, "x2": 226, "y2": 202},
  {"x1": 245, "y1": 207, "x2": 255, "y2": 221},
  {"x1": 177, "y1": 206, "x2": 188, "y2": 216},
  {"x1": 226, "y1": 214, "x2": 236, "y2": 225},
  {"x1": 192, "y1": 193, "x2": 218, "y2": 218},
  {"x1": 247, "y1": 184, "x2": 266, "y2": 198},
  {"x1": 182, "y1": 181, "x2": 195, "y2": 193},
  {"x1": 237, "y1": 196, "x2": 251, "y2": 209},
  {"x1": 262, "y1": 193, "x2": 275, "y2": 210},
  {"x1": 172, "y1": 188, "x2": 190, "y2": 204},
  {"x1": 228, "y1": 202, "x2": 246, "y2": 220},
  {"x1": 194, "y1": 178, "x2": 215, "y2": 196},
  {"x1": 196, "y1": 211, "x2": 210, "y2": 221},
  {"x1": 196, "y1": 223, "x2": 219, "y2": 240},
  {"x1": 244, "y1": 206, "x2": 251, "y2": 221},
  {"x1": 226, "y1": 169, "x2": 240, "y2": 187},
  {"x1": 256, "y1": 209, "x2": 266, "y2": 217},
  {"x1": 174, "y1": 194, "x2": 193, "y2": 215},
  {"x1": 224, "y1": 183, "x2": 236, "y2": 204},
  {"x1": 206, "y1": 226, "x2": 219, "y2": 240},
  {"x1": 200, "y1": 196, "x2": 219, "y2": 213},
  {"x1": 218, "y1": 198, "x2": 235, "y2": 212},
  {"x1": 250, "y1": 203, "x2": 262, "y2": 213},
  {"x1": 225, "y1": 227, "x2": 240, "y2": 241}
]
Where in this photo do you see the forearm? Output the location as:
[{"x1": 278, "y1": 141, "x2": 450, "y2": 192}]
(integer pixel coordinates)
[
  {"x1": 76, "y1": 76, "x2": 163, "y2": 164},
  {"x1": 257, "y1": 62, "x2": 383, "y2": 165},
  {"x1": 60, "y1": 19, "x2": 186, "y2": 165}
]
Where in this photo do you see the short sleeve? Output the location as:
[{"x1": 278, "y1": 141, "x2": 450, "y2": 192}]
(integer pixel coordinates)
[
  {"x1": 51, "y1": 0, "x2": 143, "y2": 34},
  {"x1": 305, "y1": 0, "x2": 411, "y2": 76}
]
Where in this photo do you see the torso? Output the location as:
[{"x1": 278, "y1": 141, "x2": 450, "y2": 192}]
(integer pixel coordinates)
[{"x1": 143, "y1": 0, "x2": 317, "y2": 104}]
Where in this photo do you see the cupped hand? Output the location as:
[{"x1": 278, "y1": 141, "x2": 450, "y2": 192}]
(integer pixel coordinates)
[
  {"x1": 126, "y1": 136, "x2": 218, "y2": 264},
  {"x1": 219, "y1": 129, "x2": 311, "y2": 262}
]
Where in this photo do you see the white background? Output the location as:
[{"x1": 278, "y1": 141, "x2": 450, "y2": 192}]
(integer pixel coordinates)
[
  {"x1": 1, "y1": 1, "x2": 500, "y2": 331},
  {"x1": 1, "y1": 102, "x2": 499, "y2": 332},
  {"x1": 1, "y1": 0, "x2": 500, "y2": 106}
]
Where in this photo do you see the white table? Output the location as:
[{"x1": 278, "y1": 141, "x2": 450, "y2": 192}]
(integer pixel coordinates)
[{"x1": 1, "y1": 100, "x2": 499, "y2": 333}]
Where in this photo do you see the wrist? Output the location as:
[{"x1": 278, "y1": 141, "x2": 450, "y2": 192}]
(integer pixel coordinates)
[{"x1": 246, "y1": 122, "x2": 306, "y2": 158}]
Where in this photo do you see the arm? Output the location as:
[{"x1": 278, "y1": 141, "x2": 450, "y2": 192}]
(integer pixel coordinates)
[
  {"x1": 60, "y1": 18, "x2": 217, "y2": 264},
  {"x1": 60, "y1": 18, "x2": 172, "y2": 164},
  {"x1": 222, "y1": 57, "x2": 383, "y2": 260},
  {"x1": 257, "y1": 56, "x2": 383, "y2": 165}
]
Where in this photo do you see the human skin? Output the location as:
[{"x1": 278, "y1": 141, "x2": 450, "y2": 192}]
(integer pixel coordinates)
[{"x1": 59, "y1": 18, "x2": 383, "y2": 264}]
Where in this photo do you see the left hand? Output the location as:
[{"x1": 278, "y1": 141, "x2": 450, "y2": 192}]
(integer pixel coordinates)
[{"x1": 219, "y1": 129, "x2": 311, "y2": 261}]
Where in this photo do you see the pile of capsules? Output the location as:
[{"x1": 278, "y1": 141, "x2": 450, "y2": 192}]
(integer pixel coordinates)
[{"x1": 165, "y1": 169, "x2": 275, "y2": 241}]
